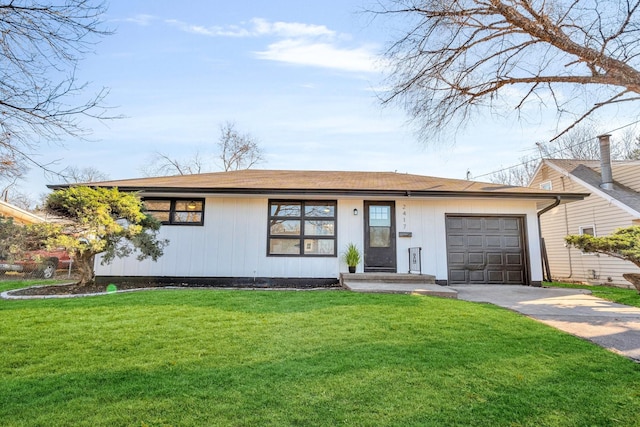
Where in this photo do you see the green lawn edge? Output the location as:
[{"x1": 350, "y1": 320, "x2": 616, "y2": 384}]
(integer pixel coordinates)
[{"x1": 545, "y1": 281, "x2": 640, "y2": 307}]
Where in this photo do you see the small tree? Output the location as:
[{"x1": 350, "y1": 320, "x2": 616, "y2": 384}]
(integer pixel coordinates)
[
  {"x1": 565, "y1": 226, "x2": 640, "y2": 291},
  {"x1": 45, "y1": 187, "x2": 168, "y2": 286}
]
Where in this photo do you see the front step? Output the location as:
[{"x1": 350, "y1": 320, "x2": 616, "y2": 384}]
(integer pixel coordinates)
[
  {"x1": 340, "y1": 273, "x2": 457, "y2": 299},
  {"x1": 340, "y1": 272, "x2": 436, "y2": 285}
]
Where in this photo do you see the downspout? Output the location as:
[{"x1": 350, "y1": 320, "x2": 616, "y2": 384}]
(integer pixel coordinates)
[
  {"x1": 560, "y1": 177, "x2": 573, "y2": 279},
  {"x1": 537, "y1": 196, "x2": 562, "y2": 283}
]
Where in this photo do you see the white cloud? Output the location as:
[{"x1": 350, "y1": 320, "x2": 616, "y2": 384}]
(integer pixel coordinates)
[
  {"x1": 162, "y1": 16, "x2": 380, "y2": 73},
  {"x1": 250, "y1": 18, "x2": 335, "y2": 38},
  {"x1": 255, "y1": 39, "x2": 379, "y2": 72},
  {"x1": 122, "y1": 14, "x2": 156, "y2": 26},
  {"x1": 164, "y1": 19, "x2": 251, "y2": 37},
  {"x1": 164, "y1": 17, "x2": 334, "y2": 39}
]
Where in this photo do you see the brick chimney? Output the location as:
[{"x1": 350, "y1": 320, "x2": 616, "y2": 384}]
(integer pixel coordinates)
[{"x1": 598, "y1": 134, "x2": 614, "y2": 190}]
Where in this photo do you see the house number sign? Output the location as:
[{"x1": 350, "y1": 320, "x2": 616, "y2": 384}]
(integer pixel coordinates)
[{"x1": 402, "y1": 204, "x2": 407, "y2": 230}]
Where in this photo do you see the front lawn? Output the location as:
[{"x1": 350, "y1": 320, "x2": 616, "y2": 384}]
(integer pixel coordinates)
[{"x1": 1, "y1": 287, "x2": 640, "y2": 426}]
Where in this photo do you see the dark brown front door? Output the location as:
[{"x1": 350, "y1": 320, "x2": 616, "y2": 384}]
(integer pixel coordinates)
[
  {"x1": 364, "y1": 201, "x2": 396, "y2": 272},
  {"x1": 445, "y1": 215, "x2": 527, "y2": 284}
]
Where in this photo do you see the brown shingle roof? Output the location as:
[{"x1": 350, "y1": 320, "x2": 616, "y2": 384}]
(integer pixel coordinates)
[{"x1": 49, "y1": 169, "x2": 587, "y2": 199}]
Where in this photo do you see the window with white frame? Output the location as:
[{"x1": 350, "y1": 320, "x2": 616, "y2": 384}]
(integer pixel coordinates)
[
  {"x1": 579, "y1": 225, "x2": 595, "y2": 237},
  {"x1": 579, "y1": 225, "x2": 596, "y2": 255},
  {"x1": 539, "y1": 181, "x2": 552, "y2": 190}
]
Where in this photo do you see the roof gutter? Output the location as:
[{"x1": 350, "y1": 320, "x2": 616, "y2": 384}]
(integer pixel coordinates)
[
  {"x1": 46, "y1": 184, "x2": 588, "y2": 201},
  {"x1": 537, "y1": 196, "x2": 562, "y2": 283}
]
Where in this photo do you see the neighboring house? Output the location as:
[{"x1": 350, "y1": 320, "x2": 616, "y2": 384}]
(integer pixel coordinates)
[
  {"x1": 529, "y1": 138, "x2": 640, "y2": 287},
  {"x1": 50, "y1": 170, "x2": 585, "y2": 287},
  {"x1": 0, "y1": 200, "x2": 43, "y2": 225}
]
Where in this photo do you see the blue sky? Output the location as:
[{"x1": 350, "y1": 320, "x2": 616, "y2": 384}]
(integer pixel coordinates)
[{"x1": 21, "y1": 0, "x2": 635, "y2": 198}]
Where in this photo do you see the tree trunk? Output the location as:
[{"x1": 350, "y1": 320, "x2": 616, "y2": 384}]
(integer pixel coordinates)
[
  {"x1": 623, "y1": 274, "x2": 640, "y2": 294},
  {"x1": 75, "y1": 252, "x2": 95, "y2": 286}
]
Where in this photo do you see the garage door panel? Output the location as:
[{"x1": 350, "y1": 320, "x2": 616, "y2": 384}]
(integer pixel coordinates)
[
  {"x1": 503, "y1": 218, "x2": 520, "y2": 230},
  {"x1": 486, "y1": 253, "x2": 502, "y2": 264},
  {"x1": 448, "y1": 218, "x2": 464, "y2": 229},
  {"x1": 449, "y1": 252, "x2": 465, "y2": 264},
  {"x1": 468, "y1": 235, "x2": 483, "y2": 247},
  {"x1": 507, "y1": 271, "x2": 524, "y2": 282},
  {"x1": 505, "y1": 253, "x2": 523, "y2": 266},
  {"x1": 485, "y1": 219, "x2": 501, "y2": 230},
  {"x1": 467, "y1": 219, "x2": 482, "y2": 229},
  {"x1": 449, "y1": 270, "x2": 467, "y2": 282},
  {"x1": 488, "y1": 270, "x2": 505, "y2": 282},
  {"x1": 468, "y1": 252, "x2": 484, "y2": 264},
  {"x1": 504, "y1": 236, "x2": 521, "y2": 248},
  {"x1": 446, "y1": 216, "x2": 526, "y2": 285},
  {"x1": 469, "y1": 270, "x2": 485, "y2": 282},
  {"x1": 485, "y1": 235, "x2": 502, "y2": 247},
  {"x1": 448, "y1": 235, "x2": 465, "y2": 247}
]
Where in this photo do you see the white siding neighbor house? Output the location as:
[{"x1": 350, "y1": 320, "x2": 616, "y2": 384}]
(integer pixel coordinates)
[
  {"x1": 51, "y1": 170, "x2": 585, "y2": 287},
  {"x1": 0, "y1": 200, "x2": 43, "y2": 225},
  {"x1": 529, "y1": 136, "x2": 640, "y2": 287}
]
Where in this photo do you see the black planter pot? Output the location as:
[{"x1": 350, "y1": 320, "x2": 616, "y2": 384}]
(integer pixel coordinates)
[{"x1": 348, "y1": 266, "x2": 356, "y2": 273}]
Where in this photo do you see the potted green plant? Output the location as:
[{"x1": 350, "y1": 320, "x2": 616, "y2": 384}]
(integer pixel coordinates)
[{"x1": 342, "y1": 243, "x2": 362, "y2": 273}]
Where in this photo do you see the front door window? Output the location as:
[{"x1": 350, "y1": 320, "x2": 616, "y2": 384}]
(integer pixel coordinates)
[{"x1": 369, "y1": 205, "x2": 391, "y2": 248}]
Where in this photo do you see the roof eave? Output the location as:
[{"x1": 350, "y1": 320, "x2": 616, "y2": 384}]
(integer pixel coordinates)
[{"x1": 47, "y1": 184, "x2": 586, "y2": 200}]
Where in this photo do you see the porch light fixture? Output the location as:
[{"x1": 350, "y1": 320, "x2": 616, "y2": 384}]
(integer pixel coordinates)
[
  {"x1": 353, "y1": 208, "x2": 358, "y2": 216},
  {"x1": 187, "y1": 201, "x2": 197, "y2": 210}
]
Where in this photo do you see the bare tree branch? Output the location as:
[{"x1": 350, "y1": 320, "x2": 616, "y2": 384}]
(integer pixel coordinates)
[
  {"x1": 375, "y1": 0, "x2": 640, "y2": 140},
  {"x1": 0, "y1": 1, "x2": 114, "y2": 176},
  {"x1": 140, "y1": 122, "x2": 265, "y2": 176}
]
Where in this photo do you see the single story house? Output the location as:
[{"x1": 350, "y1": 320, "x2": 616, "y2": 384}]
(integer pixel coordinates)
[
  {"x1": 529, "y1": 136, "x2": 640, "y2": 287},
  {"x1": 51, "y1": 170, "x2": 586, "y2": 287}
]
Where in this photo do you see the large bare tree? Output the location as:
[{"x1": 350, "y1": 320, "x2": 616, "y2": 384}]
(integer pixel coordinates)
[
  {"x1": 376, "y1": 0, "x2": 640, "y2": 140},
  {"x1": 141, "y1": 122, "x2": 264, "y2": 176},
  {"x1": 0, "y1": 1, "x2": 111, "y2": 173},
  {"x1": 217, "y1": 122, "x2": 264, "y2": 171}
]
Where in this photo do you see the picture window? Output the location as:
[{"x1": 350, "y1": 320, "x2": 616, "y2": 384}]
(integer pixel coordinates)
[{"x1": 268, "y1": 200, "x2": 336, "y2": 256}]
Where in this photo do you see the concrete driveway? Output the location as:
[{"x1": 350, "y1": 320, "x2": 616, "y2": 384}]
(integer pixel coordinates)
[{"x1": 451, "y1": 285, "x2": 640, "y2": 362}]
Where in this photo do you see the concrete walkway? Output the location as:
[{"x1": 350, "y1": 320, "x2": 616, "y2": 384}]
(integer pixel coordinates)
[{"x1": 451, "y1": 285, "x2": 640, "y2": 362}]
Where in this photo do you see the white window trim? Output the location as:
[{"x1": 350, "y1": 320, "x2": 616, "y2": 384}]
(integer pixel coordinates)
[
  {"x1": 539, "y1": 180, "x2": 552, "y2": 190},
  {"x1": 579, "y1": 225, "x2": 596, "y2": 255}
]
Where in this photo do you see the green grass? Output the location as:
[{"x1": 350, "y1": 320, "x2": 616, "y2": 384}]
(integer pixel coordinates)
[
  {"x1": 0, "y1": 279, "x2": 64, "y2": 293},
  {"x1": 2, "y1": 287, "x2": 640, "y2": 426},
  {"x1": 545, "y1": 281, "x2": 640, "y2": 308}
]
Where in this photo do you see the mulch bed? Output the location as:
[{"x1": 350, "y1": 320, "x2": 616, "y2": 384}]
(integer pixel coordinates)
[
  {"x1": 9, "y1": 281, "x2": 173, "y2": 296},
  {"x1": 8, "y1": 281, "x2": 343, "y2": 297}
]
